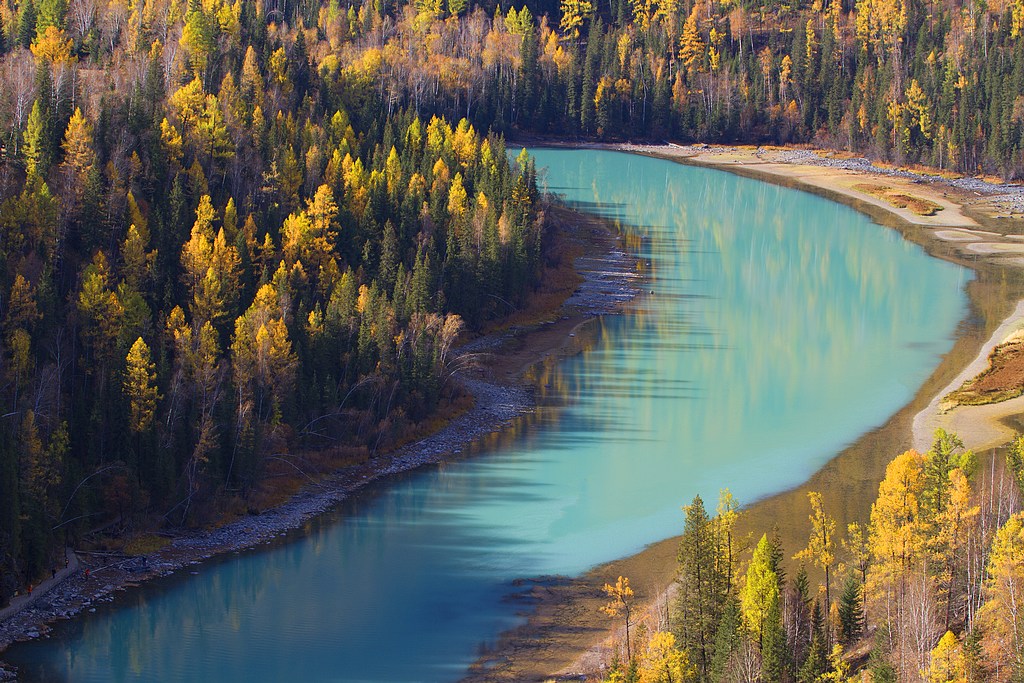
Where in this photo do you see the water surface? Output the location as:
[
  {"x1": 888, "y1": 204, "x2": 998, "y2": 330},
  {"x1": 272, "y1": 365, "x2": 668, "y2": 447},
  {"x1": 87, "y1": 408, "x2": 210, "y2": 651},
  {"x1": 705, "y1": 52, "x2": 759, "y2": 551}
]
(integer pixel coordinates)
[{"x1": 8, "y1": 150, "x2": 969, "y2": 681}]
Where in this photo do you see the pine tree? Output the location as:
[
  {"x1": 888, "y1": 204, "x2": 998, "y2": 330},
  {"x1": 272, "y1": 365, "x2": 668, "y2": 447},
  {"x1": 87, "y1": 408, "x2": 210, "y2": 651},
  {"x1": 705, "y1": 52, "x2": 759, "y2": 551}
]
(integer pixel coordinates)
[
  {"x1": 710, "y1": 595, "x2": 743, "y2": 681},
  {"x1": 17, "y1": 0, "x2": 37, "y2": 48},
  {"x1": 1006, "y1": 435, "x2": 1024, "y2": 495},
  {"x1": 761, "y1": 596, "x2": 786, "y2": 682},
  {"x1": 837, "y1": 575, "x2": 863, "y2": 643},
  {"x1": 676, "y1": 495, "x2": 726, "y2": 679},
  {"x1": 798, "y1": 601, "x2": 828, "y2": 683}
]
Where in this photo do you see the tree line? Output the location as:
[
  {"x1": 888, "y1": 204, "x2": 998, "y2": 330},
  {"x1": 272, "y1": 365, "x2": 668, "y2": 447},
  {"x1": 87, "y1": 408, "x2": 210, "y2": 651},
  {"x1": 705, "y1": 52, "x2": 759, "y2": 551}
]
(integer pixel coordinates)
[
  {"x1": 599, "y1": 429, "x2": 1024, "y2": 682},
  {"x1": 0, "y1": 0, "x2": 544, "y2": 603},
  {"x1": 21, "y1": 0, "x2": 1010, "y2": 176}
]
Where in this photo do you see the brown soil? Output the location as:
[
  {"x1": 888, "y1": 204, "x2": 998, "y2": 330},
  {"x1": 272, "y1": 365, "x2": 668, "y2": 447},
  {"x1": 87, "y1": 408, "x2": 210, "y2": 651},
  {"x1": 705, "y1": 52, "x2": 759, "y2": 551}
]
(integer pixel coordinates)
[{"x1": 947, "y1": 336, "x2": 1024, "y2": 406}]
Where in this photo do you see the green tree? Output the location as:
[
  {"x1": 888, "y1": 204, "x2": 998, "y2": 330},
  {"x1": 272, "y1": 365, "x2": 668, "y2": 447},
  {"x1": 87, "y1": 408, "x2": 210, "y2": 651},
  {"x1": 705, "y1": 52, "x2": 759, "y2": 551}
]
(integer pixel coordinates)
[
  {"x1": 676, "y1": 495, "x2": 726, "y2": 679},
  {"x1": 837, "y1": 575, "x2": 863, "y2": 643}
]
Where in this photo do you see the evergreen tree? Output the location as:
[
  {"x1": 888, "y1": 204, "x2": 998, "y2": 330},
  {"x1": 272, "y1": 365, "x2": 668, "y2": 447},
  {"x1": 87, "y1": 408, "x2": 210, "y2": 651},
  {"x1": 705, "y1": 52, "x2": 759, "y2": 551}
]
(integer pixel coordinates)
[
  {"x1": 837, "y1": 575, "x2": 864, "y2": 643},
  {"x1": 709, "y1": 595, "x2": 742, "y2": 682},
  {"x1": 676, "y1": 495, "x2": 727, "y2": 679}
]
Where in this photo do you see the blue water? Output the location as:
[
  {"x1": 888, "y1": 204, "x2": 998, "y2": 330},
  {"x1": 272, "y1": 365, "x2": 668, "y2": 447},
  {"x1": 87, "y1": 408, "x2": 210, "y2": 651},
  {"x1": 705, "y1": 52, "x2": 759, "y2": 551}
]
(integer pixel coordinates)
[{"x1": 7, "y1": 150, "x2": 970, "y2": 681}]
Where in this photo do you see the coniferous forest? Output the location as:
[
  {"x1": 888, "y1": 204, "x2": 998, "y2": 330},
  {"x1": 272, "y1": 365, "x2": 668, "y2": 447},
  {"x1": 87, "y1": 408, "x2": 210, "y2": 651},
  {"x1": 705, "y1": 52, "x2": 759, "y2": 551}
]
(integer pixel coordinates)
[{"x1": 5, "y1": 0, "x2": 1024, "y2": 677}]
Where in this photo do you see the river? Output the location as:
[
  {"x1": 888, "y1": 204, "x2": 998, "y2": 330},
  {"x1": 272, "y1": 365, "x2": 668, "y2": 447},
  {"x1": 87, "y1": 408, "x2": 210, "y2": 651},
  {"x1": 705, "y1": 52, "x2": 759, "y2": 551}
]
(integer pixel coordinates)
[{"x1": 6, "y1": 149, "x2": 969, "y2": 681}]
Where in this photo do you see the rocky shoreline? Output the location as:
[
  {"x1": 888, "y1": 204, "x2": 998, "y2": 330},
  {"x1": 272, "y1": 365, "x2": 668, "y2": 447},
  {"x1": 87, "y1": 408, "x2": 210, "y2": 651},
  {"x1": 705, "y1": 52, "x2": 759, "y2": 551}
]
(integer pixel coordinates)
[{"x1": 0, "y1": 205, "x2": 641, "y2": 678}]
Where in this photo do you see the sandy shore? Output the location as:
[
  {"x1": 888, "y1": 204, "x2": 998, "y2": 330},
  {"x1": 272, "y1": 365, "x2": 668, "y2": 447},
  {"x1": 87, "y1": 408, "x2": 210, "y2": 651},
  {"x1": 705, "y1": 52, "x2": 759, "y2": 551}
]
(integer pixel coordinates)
[
  {"x1": 466, "y1": 142, "x2": 1024, "y2": 682},
  {"x1": 913, "y1": 301, "x2": 1024, "y2": 452}
]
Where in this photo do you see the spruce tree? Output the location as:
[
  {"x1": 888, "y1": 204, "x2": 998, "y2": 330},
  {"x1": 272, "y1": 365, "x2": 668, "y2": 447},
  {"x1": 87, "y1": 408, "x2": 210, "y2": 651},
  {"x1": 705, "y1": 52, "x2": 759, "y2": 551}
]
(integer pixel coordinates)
[
  {"x1": 710, "y1": 595, "x2": 742, "y2": 682},
  {"x1": 676, "y1": 495, "x2": 726, "y2": 680},
  {"x1": 837, "y1": 575, "x2": 864, "y2": 643}
]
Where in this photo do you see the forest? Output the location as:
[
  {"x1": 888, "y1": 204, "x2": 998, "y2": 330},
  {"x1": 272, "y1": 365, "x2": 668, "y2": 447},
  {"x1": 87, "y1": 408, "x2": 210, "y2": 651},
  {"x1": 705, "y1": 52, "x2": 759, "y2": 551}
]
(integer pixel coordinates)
[
  {"x1": 4, "y1": 0, "x2": 1024, "y2": 675},
  {"x1": 599, "y1": 430, "x2": 1024, "y2": 683},
  {"x1": 0, "y1": 0, "x2": 545, "y2": 603},
  {"x1": 3, "y1": 0, "x2": 1013, "y2": 173}
]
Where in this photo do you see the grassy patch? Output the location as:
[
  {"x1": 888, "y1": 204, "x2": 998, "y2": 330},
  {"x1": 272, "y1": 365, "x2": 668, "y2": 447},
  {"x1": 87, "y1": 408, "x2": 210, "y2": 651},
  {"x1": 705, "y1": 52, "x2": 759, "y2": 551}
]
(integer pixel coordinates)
[
  {"x1": 852, "y1": 183, "x2": 943, "y2": 216},
  {"x1": 124, "y1": 534, "x2": 170, "y2": 556},
  {"x1": 946, "y1": 387, "x2": 1024, "y2": 406}
]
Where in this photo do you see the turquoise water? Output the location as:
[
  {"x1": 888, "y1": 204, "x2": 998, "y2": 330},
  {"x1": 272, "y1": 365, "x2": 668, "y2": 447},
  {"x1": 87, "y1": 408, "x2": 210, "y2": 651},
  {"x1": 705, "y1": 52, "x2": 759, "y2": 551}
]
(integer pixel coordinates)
[{"x1": 7, "y1": 150, "x2": 969, "y2": 681}]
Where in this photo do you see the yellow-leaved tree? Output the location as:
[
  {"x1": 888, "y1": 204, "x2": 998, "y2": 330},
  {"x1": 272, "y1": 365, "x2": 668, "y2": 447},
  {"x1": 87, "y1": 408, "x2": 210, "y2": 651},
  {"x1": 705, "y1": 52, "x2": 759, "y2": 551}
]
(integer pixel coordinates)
[
  {"x1": 866, "y1": 449, "x2": 929, "y2": 675},
  {"x1": 559, "y1": 0, "x2": 594, "y2": 39},
  {"x1": 601, "y1": 575, "x2": 635, "y2": 661},
  {"x1": 678, "y1": 5, "x2": 704, "y2": 77},
  {"x1": 124, "y1": 337, "x2": 159, "y2": 434},
  {"x1": 977, "y1": 513, "x2": 1024, "y2": 680},
  {"x1": 925, "y1": 630, "x2": 967, "y2": 683},
  {"x1": 637, "y1": 631, "x2": 693, "y2": 683},
  {"x1": 741, "y1": 533, "x2": 780, "y2": 648},
  {"x1": 61, "y1": 108, "x2": 96, "y2": 204},
  {"x1": 794, "y1": 491, "x2": 836, "y2": 625}
]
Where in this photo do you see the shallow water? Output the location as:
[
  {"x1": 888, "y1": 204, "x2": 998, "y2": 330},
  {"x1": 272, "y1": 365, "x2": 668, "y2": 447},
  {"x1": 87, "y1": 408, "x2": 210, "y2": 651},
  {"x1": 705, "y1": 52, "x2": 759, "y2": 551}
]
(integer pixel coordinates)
[{"x1": 7, "y1": 150, "x2": 969, "y2": 682}]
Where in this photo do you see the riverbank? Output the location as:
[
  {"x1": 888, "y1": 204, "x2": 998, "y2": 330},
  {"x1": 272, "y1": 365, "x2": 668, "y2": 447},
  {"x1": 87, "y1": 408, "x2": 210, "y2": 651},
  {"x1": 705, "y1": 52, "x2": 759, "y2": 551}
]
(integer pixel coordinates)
[
  {"x1": 462, "y1": 143, "x2": 1024, "y2": 682},
  {"x1": 0, "y1": 202, "x2": 642, "y2": 675},
  {"x1": 913, "y1": 300, "x2": 1024, "y2": 452}
]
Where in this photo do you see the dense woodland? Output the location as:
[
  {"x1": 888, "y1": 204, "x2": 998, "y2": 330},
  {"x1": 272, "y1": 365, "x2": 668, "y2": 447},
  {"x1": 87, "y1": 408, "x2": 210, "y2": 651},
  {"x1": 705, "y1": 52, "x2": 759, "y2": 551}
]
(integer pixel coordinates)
[
  {"x1": 598, "y1": 430, "x2": 1024, "y2": 683},
  {"x1": 0, "y1": 0, "x2": 547, "y2": 604},
  {"x1": 5, "y1": 0, "x2": 1024, "y2": 677},
  {"x1": 3, "y1": 0, "x2": 1017, "y2": 173}
]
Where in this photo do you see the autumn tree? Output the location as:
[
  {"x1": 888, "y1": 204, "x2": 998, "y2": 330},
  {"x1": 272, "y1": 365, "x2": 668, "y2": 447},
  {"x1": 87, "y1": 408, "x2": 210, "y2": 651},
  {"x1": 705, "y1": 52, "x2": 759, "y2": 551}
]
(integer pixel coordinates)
[
  {"x1": 925, "y1": 631, "x2": 967, "y2": 683},
  {"x1": 124, "y1": 337, "x2": 158, "y2": 434},
  {"x1": 602, "y1": 575, "x2": 636, "y2": 661},
  {"x1": 637, "y1": 631, "x2": 693, "y2": 683},
  {"x1": 60, "y1": 107, "x2": 95, "y2": 205},
  {"x1": 977, "y1": 512, "x2": 1024, "y2": 680},
  {"x1": 866, "y1": 449, "x2": 930, "y2": 676},
  {"x1": 794, "y1": 491, "x2": 836, "y2": 638},
  {"x1": 559, "y1": 0, "x2": 593, "y2": 39},
  {"x1": 742, "y1": 534, "x2": 781, "y2": 649}
]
